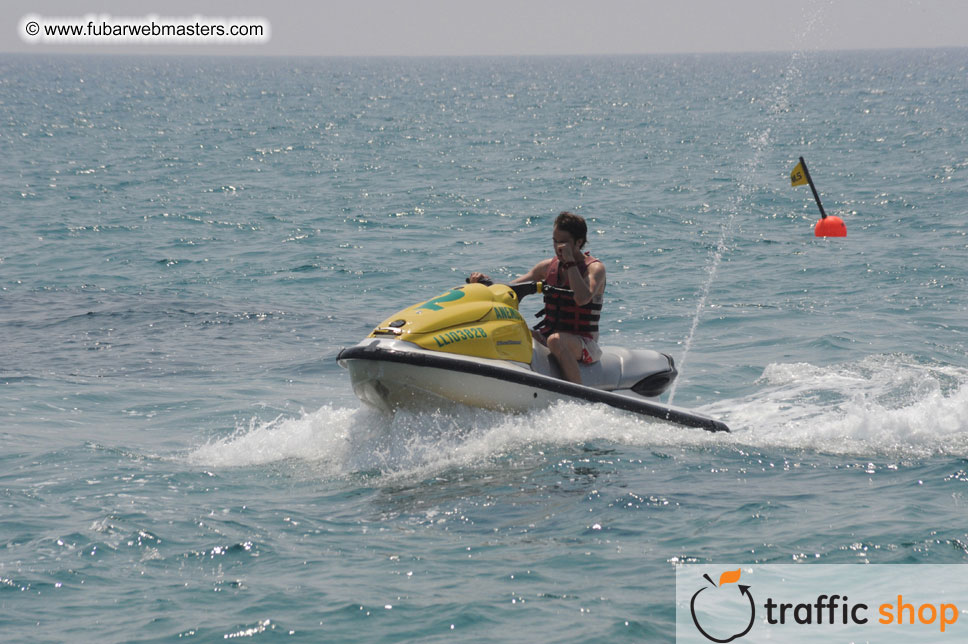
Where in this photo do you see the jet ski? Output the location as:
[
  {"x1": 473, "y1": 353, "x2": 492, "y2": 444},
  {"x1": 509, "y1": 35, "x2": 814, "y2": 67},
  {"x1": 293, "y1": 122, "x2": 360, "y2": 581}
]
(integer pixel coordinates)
[{"x1": 336, "y1": 281, "x2": 729, "y2": 432}]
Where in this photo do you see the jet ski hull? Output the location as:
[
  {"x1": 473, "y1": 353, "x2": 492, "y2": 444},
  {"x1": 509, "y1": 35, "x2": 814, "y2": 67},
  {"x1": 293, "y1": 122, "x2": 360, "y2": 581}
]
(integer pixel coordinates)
[{"x1": 338, "y1": 339, "x2": 729, "y2": 432}]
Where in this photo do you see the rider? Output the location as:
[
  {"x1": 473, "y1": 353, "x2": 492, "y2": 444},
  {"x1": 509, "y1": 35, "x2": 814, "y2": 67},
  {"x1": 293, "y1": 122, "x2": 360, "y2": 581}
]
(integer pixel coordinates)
[{"x1": 469, "y1": 211, "x2": 605, "y2": 385}]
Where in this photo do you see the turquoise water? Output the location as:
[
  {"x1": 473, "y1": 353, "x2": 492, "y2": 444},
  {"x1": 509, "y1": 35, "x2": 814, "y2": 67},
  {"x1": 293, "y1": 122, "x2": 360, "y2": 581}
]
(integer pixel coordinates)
[{"x1": 1, "y1": 50, "x2": 967, "y2": 642}]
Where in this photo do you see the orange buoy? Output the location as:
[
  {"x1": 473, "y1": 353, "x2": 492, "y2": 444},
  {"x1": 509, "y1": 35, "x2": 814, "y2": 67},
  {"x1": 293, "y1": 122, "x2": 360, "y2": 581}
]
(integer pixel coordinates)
[
  {"x1": 814, "y1": 215, "x2": 846, "y2": 237},
  {"x1": 792, "y1": 157, "x2": 847, "y2": 237}
]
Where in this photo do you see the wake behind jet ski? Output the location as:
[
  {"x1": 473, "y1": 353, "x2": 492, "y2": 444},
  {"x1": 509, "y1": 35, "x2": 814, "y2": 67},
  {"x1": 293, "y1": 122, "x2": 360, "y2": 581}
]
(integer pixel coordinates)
[{"x1": 337, "y1": 281, "x2": 729, "y2": 432}]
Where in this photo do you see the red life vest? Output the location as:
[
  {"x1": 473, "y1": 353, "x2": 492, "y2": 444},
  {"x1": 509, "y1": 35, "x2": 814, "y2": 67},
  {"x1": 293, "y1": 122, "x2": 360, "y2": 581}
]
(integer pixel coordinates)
[{"x1": 534, "y1": 254, "x2": 603, "y2": 339}]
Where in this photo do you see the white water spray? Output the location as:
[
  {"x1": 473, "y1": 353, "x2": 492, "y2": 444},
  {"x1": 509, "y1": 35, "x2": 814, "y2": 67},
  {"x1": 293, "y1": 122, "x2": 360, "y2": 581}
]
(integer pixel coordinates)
[
  {"x1": 666, "y1": 4, "x2": 827, "y2": 406},
  {"x1": 666, "y1": 211, "x2": 735, "y2": 406},
  {"x1": 186, "y1": 355, "x2": 968, "y2": 478}
]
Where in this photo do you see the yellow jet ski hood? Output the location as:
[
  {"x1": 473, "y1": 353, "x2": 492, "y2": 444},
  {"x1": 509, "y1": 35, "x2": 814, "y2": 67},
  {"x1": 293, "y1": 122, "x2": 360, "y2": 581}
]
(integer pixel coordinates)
[{"x1": 366, "y1": 282, "x2": 539, "y2": 364}]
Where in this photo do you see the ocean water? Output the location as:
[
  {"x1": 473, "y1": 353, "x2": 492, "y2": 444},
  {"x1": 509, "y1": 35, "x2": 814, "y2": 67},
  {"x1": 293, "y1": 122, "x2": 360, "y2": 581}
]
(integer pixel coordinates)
[{"x1": 1, "y1": 49, "x2": 967, "y2": 642}]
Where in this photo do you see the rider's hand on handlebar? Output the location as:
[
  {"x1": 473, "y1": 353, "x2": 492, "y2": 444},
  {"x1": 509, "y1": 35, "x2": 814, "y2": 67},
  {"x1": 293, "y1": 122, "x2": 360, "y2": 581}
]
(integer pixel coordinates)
[{"x1": 468, "y1": 272, "x2": 492, "y2": 285}]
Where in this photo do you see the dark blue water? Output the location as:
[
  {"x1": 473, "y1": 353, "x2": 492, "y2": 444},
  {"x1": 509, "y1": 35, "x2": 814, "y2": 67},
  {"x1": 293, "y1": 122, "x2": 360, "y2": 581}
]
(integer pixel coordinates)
[{"x1": 1, "y1": 50, "x2": 967, "y2": 642}]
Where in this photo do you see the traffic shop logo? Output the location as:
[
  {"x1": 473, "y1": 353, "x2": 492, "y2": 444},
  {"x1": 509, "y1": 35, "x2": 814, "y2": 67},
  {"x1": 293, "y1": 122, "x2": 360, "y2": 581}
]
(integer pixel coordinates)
[{"x1": 689, "y1": 569, "x2": 755, "y2": 643}]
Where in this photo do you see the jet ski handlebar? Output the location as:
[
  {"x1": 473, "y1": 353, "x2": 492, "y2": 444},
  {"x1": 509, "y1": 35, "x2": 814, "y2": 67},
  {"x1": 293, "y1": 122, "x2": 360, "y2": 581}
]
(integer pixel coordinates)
[{"x1": 464, "y1": 278, "x2": 571, "y2": 300}]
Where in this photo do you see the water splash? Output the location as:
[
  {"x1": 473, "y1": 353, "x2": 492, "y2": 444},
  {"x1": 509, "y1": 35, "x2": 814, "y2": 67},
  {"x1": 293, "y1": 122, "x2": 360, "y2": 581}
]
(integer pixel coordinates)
[
  {"x1": 186, "y1": 401, "x2": 690, "y2": 480},
  {"x1": 705, "y1": 355, "x2": 968, "y2": 458},
  {"x1": 666, "y1": 208, "x2": 734, "y2": 406},
  {"x1": 668, "y1": 2, "x2": 829, "y2": 404},
  {"x1": 668, "y1": 125, "x2": 772, "y2": 407},
  {"x1": 188, "y1": 354, "x2": 968, "y2": 481}
]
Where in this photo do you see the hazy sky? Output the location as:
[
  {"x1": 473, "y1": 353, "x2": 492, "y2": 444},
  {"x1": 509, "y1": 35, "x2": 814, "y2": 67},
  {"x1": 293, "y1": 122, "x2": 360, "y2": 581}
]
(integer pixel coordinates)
[{"x1": 5, "y1": 0, "x2": 968, "y2": 57}]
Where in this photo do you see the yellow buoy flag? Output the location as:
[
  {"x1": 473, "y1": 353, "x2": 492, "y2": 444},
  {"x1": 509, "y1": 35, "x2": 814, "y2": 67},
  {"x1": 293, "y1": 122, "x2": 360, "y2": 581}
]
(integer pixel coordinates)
[{"x1": 790, "y1": 161, "x2": 808, "y2": 186}]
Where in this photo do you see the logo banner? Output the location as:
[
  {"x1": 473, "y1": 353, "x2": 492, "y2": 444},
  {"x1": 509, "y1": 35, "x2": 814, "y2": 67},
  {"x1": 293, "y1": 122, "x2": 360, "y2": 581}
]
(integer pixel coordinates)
[{"x1": 676, "y1": 564, "x2": 966, "y2": 643}]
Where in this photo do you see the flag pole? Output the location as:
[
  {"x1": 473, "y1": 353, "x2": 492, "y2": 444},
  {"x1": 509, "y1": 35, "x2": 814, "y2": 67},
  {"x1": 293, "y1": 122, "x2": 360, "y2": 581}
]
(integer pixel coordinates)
[{"x1": 799, "y1": 156, "x2": 827, "y2": 219}]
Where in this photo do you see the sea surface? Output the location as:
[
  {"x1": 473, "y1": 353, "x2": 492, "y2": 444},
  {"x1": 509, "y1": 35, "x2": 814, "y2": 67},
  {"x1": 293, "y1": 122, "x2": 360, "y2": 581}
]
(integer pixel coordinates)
[{"x1": 1, "y1": 49, "x2": 967, "y2": 642}]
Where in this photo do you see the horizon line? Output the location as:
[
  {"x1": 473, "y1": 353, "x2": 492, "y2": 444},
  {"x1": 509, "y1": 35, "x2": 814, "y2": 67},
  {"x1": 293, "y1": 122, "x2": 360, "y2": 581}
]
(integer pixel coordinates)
[{"x1": 2, "y1": 43, "x2": 966, "y2": 60}]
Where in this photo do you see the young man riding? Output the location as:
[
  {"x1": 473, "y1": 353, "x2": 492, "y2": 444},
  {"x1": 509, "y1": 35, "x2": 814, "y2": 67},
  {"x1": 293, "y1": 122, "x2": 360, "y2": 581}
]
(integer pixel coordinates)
[{"x1": 469, "y1": 211, "x2": 605, "y2": 385}]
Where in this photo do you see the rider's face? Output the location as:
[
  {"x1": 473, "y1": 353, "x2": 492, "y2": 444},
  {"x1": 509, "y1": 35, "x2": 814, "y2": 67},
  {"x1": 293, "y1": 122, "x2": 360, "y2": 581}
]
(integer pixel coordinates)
[{"x1": 553, "y1": 227, "x2": 580, "y2": 260}]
